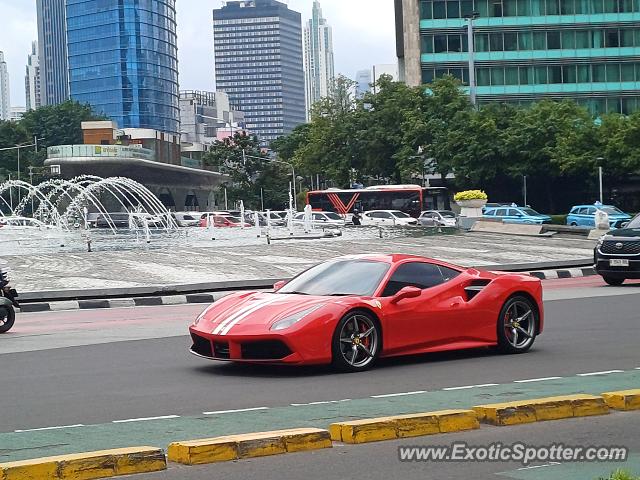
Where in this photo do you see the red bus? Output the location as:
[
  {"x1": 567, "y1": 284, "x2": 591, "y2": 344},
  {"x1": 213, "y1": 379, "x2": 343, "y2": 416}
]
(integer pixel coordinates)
[{"x1": 306, "y1": 185, "x2": 450, "y2": 218}]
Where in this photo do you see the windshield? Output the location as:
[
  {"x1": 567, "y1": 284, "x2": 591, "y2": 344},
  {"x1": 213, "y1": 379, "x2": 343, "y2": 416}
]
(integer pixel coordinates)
[
  {"x1": 626, "y1": 215, "x2": 640, "y2": 228},
  {"x1": 520, "y1": 208, "x2": 542, "y2": 216},
  {"x1": 601, "y1": 206, "x2": 624, "y2": 215},
  {"x1": 391, "y1": 211, "x2": 411, "y2": 218},
  {"x1": 325, "y1": 212, "x2": 342, "y2": 220},
  {"x1": 440, "y1": 211, "x2": 456, "y2": 218},
  {"x1": 278, "y1": 260, "x2": 390, "y2": 296}
]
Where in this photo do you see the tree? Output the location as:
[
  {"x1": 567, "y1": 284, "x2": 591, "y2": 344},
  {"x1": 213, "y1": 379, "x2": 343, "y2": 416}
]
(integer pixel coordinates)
[
  {"x1": 0, "y1": 101, "x2": 104, "y2": 181},
  {"x1": 203, "y1": 131, "x2": 291, "y2": 210}
]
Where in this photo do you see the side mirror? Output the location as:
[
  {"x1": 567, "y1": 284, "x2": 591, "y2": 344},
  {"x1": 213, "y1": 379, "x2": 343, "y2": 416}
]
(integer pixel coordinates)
[
  {"x1": 391, "y1": 286, "x2": 422, "y2": 304},
  {"x1": 273, "y1": 280, "x2": 288, "y2": 291},
  {"x1": 621, "y1": 221, "x2": 629, "y2": 228}
]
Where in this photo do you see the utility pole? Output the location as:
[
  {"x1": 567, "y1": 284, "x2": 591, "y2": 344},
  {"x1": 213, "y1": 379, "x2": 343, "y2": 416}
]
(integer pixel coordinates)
[{"x1": 464, "y1": 12, "x2": 480, "y2": 106}]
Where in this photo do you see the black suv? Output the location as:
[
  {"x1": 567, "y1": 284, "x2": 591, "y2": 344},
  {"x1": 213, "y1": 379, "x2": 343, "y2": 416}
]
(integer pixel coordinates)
[{"x1": 594, "y1": 214, "x2": 640, "y2": 285}]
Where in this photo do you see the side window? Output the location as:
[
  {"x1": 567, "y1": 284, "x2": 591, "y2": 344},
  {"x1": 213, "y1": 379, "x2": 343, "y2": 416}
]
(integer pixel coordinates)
[
  {"x1": 495, "y1": 209, "x2": 507, "y2": 216},
  {"x1": 586, "y1": 207, "x2": 596, "y2": 215},
  {"x1": 313, "y1": 213, "x2": 323, "y2": 221},
  {"x1": 439, "y1": 266, "x2": 461, "y2": 282},
  {"x1": 484, "y1": 210, "x2": 494, "y2": 216},
  {"x1": 382, "y1": 262, "x2": 445, "y2": 297},
  {"x1": 380, "y1": 212, "x2": 393, "y2": 219}
]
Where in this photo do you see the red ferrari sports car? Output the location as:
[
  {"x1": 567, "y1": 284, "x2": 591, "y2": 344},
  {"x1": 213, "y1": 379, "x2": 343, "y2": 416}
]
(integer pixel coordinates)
[{"x1": 189, "y1": 254, "x2": 543, "y2": 371}]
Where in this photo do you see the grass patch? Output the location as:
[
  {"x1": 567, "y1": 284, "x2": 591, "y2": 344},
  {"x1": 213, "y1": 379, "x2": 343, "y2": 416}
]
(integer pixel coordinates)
[{"x1": 598, "y1": 470, "x2": 640, "y2": 480}]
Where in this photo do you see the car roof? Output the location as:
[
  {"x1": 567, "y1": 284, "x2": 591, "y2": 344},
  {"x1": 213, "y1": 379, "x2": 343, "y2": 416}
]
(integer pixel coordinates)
[
  {"x1": 332, "y1": 253, "x2": 462, "y2": 268},
  {"x1": 571, "y1": 204, "x2": 615, "y2": 209}
]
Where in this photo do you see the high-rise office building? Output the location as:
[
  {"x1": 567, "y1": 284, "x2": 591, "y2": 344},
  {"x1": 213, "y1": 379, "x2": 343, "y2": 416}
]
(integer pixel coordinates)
[
  {"x1": 0, "y1": 52, "x2": 10, "y2": 121},
  {"x1": 355, "y1": 69, "x2": 372, "y2": 98},
  {"x1": 396, "y1": 0, "x2": 640, "y2": 114},
  {"x1": 304, "y1": 1, "x2": 335, "y2": 116},
  {"x1": 25, "y1": 41, "x2": 42, "y2": 111},
  {"x1": 213, "y1": 0, "x2": 306, "y2": 144},
  {"x1": 36, "y1": 0, "x2": 69, "y2": 106},
  {"x1": 66, "y1": 0, "x2": 180, "y2": 134}
]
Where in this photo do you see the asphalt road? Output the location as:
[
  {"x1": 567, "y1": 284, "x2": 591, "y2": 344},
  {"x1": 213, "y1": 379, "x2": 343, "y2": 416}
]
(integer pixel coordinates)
[
  {"x1": 143, "y1": 412, "x2": 640, "y2": 480},
  {"x1": 1, "y1": 278, "x2": 639, "y2": 433}
]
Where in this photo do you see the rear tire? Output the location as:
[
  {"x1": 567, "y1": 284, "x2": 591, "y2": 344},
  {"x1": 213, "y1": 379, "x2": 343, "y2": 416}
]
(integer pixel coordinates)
[
  {"x1": 570, "y1": 222, "x2": 578, "y2": 226},
  {"x1": 0, "y1": 306, "x2": 15, "y2": 333},
  {"x1": 603, "y1": 276, "x2": 624, "y2": 286},
  {"x1": 497, "y1": 296, "x2": 538, "y2": 354},
  {"x1": 332, "y1": 310, "x2": 380, "y2": 372}
]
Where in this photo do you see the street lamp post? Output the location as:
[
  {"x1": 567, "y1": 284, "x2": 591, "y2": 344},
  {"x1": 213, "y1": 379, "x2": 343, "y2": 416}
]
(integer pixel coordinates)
[
  {"x1": 596, "y1": 157, "x2": 604, "y2": 203},
  {"x1": 523, "y1": 175, "x2": 528, "y2": 206},
  {"x1": 464, "y1": 12, "x2": 480, "y2": 106}
]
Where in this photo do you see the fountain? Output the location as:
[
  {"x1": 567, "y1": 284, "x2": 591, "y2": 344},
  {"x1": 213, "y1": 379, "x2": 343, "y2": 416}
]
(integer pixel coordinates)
[{"x1": 0, "y1": 176, "x2": 177, "y2": 233}]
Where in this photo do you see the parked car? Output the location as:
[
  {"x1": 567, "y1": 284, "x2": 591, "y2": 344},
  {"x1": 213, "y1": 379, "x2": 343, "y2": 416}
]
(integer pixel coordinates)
[
  {"x1": 418, "y1": 210, "x2": 458, "y2": 227},
  {"x1": 199, "y1": 213, "x2": 250, "y2": 228},
  {"x1": 173, "y1": 212, "x2": 200, "y2": 227},
  {"x1": 0, "y1": 216, "x2": 52, "y2": 230},
  {"x1": 482, "y1": 202, "x2": 513, "y2": 213},
  {"x1": 566, "y1": 203, "x2": 631, "y2": 229},
  {"x1": 594, "y1": 213, "x2": 640, "y2": 285},
  {"x1": 261, "y1": 211, "x2": 287, "y2": 226},
  {"x1": 361, "y1": 210, "x2": 418, "y2": 226},
  {"x1": 94, "y1": 213, "x2": 131, "y2": 229},
  {"x1": 292, "y1": 211, "x2": 346, "y2": 227},
  {"x1": 483, "y1": 206, "x2": 552, "y2": 224}
]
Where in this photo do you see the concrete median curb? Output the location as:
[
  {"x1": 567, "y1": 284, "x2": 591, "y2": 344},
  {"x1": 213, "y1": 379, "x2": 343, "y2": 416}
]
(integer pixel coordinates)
[
  {"x1": 329, "y1": 409, "x2": 479, "y2": 444},
  {"x1": 602, "y1": 389, "x2": 640, "y2": 411},
  {"x1": 167, "y1": 428, "x2": 332, "y2": 465},
  {"x1": 0, "y1": 447, "x2": 166, "y2": 480},
  {"x1": 473, "y1": 394, "x2": 609, "y2": 426}
]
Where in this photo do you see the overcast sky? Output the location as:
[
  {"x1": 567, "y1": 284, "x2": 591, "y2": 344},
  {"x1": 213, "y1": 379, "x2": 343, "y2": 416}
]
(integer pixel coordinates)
[{"x1": 0, "y1": 0, "x2": 396, "y2": 107}]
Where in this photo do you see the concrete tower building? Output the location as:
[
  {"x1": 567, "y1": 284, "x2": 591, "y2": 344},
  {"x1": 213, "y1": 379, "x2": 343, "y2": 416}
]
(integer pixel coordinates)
[
  {"x1": 25, "y1": 41, "x2": 42, "y2": 111},
  {"x1": 0, "y1": 52, "x2": 10, "y2": 121},
  {"x1": 213, "y1": 0, "x2": 306, "y2": 144},
  {"x1": 303, "y1": 0, "x2": 335, "y2": 117}
]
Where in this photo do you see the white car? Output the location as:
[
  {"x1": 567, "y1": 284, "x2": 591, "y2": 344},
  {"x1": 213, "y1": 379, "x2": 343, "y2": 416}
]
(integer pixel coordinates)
[
  {"x1": 0, "y1": 216, "x2": 52, "y2": 229},
  {"x1": 293, "y1": 211, "x2": 346, "y2": 227},
  {"x1": 361, "y1": 210, "x2": 418, "y2": 226},
  {"x1": 173, "y1": 212, "x2": 200, "y2": 227},
  {"x1": 418, "y1": 210, "x2": 458, "y2": 227},
  {"x1": 261, "y1": 211, "x2": 287, "y2": 226}
]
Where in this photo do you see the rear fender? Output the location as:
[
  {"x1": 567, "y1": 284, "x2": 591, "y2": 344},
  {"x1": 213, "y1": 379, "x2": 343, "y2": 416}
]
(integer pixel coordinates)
[{"x1": 0, "y1": 297, "x2": 14, "y2": 308}]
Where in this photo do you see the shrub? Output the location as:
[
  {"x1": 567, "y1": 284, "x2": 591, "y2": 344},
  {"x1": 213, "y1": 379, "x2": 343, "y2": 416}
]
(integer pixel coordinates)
[
  {"x1": 598, "y1": 470, "x2": 640, "y2": 480},
  {"x1": 454, "y1": 190, "x2": 488, "y2": 202}
]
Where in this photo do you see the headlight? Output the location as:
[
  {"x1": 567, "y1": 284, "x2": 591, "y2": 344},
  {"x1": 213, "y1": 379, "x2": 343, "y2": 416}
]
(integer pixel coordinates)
[
  {"x1": 270, "y1": 304, "x2": 324, "y2": 331},
  {"x1": 597, "y1": 235, "x2": 606, "y2": 247}
]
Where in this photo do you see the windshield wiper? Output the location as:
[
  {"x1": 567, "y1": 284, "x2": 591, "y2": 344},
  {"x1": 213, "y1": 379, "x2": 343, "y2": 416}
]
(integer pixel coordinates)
[
  {"x1": 280, "y1": 291, "x2": 310, "y2": 295},
  {"x1": 326, "y1": 293, "x2": 356, "y2": 296}
]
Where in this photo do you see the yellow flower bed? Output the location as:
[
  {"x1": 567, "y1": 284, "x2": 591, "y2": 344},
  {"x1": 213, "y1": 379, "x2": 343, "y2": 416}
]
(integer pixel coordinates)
[{"x1": 454, "y1": 190, "x2": 488, "y2": 201}]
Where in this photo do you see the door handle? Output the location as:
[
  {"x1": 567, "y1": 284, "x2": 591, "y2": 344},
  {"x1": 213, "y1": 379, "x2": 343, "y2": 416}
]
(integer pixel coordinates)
[{"x1": 450, "y1": 301, "x2": 461, "y2": 308}]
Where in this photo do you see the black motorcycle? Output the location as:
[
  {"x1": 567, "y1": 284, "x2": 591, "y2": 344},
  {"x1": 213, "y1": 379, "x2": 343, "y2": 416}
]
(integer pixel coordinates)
[{"x1": 0, "y1": 264, "x2": 18, "y2": 333}]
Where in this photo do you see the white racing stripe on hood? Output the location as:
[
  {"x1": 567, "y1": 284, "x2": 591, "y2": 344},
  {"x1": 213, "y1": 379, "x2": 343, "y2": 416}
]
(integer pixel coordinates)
[
  {"x1": 219, "y1": 295, "x2": 283, "y2": 336},
  {"x1": 212, "y1": 295, "x2": 280, "y2": 335}
]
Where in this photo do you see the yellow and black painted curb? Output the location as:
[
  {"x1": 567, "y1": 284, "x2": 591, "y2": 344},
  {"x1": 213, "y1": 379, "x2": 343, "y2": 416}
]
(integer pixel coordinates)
[
  {"x1": 473, "y1": 394, "x2": 609, "y2": 426},
  {"x1": 1, "y1": 390, "x2": 638, "y2": 478},
  {"x1": 329, "y1": 409, "x2": 479, "y2": 444},
  {"x1": 167, "y1": 428, "x2": 332, "y2": 465},
  {"x1": 0, "y1": 447, "x2": 166, "y2": 480}
]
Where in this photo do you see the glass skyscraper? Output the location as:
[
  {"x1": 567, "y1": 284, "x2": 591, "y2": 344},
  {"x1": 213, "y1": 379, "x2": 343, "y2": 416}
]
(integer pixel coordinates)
[
  {"x1": 213, "y1": 0, "x2": 306, "y2": 144},
  {"x1": 37, "y1": 0, "x2": 69, "y2": 106},
  {"x1": 66, "y1": 0, "x2": 180, "y2": 134},
  {"x1": 397, "y1": 0, "x2": 640, "y2": 114}
]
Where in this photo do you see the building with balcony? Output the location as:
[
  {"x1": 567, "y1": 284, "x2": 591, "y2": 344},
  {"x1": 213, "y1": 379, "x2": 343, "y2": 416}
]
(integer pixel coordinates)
[
  {"x1": 44, "y1": 121, "x2": 227, "y2": 210},
  {"x1": 395, "y1": 0, "x2": 640, "y2": 114},
  {"x1": 179, "y1": 90, "x2": 246, "y2": 155},
  {"x1": 304, "y1": 1, "x2": 335, "y2": 117}
]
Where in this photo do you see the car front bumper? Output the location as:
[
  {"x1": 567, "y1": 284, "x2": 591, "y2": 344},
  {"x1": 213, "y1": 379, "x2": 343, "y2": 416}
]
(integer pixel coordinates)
[
  {"x1": 594, "y1": 249, "x2": 640, "y2": 279},
  {"x1": 188, "y1": 326, "x2": 332, "y2": 365}
]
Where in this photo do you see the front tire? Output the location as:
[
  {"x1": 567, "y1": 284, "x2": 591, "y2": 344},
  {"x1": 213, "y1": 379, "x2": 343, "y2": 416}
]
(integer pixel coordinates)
[
  {"x1": 603, "y1": 276, "x2": 624, "y2": 286},
  {"x1": 332, "y1": 310, "x2": 380, "y2": 372},
  {"x1": 0, "y1": 306, "x2": 15, "y2": 333},
  {"x1": 497, "y1": 296, "x2": 538, "y2": 354}
]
